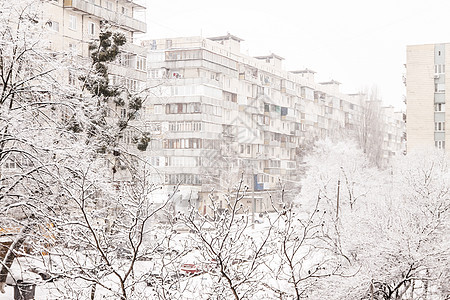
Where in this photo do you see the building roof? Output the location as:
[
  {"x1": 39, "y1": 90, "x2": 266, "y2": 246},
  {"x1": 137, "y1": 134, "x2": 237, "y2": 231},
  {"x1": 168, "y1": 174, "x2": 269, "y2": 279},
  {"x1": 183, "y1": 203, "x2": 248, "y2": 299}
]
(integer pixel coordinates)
[
  {"x1": 208, "y1": 33, "x2": 244, "y2": 42},
  {"x1": 319, "y1": 79, "x2": 341, "y2": 85},
  {"x1": 289, "y1": 68, "x2": 316, "y2": 74},
  {"x1": 124, "y1": 0, "x2": 146, "y2": 9},
  {"x1": 254, "y1": 53, "x2": 285, "y2": 60}
]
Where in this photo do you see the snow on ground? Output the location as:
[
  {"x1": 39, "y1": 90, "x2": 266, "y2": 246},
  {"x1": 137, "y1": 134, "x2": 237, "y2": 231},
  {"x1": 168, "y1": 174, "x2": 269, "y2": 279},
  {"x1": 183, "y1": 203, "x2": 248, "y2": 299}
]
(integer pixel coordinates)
[{"x1": 0, "y1": 216, "x2": 293, "y2": 299}]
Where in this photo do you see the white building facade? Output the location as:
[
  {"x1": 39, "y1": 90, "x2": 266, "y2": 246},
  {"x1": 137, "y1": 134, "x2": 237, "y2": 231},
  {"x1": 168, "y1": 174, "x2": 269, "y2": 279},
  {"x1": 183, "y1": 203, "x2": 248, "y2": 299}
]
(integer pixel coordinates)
[
  {"x1": 406, "y1": 43, "x2": 450, "y2": 153},
  {"x1": 42, "y1": 0, "x2": 147, "y2": 92},
  {"x1": 140, "y1": 34, "x2": 405, "y2": 214}
]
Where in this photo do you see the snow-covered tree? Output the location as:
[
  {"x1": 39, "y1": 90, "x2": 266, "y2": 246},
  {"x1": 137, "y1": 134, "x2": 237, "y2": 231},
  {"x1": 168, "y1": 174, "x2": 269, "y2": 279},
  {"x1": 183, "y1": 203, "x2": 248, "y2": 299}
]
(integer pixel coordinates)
[
  {"x1": 354, "y1": 87, "x2": 386, "y2": 168},
  {"x1": 0, "y1": 2, "x2": 159, "y2": 298},
  {"x1": 266, "y1": 186, "x2": 349, "y2": 300},
  {"x1": 180, "y1": 177, "x2": 274, "y2": 300},
  {"x1": 299, "y1": 139, "x2": 450, "y2": 299}
]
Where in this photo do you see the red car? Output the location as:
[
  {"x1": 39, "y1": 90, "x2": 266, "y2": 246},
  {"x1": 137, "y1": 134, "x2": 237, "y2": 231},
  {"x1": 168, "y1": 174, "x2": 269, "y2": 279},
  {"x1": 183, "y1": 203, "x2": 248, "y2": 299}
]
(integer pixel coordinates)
[{"x1": 180, "y1": 263, "x2": 202, "y2": 275}]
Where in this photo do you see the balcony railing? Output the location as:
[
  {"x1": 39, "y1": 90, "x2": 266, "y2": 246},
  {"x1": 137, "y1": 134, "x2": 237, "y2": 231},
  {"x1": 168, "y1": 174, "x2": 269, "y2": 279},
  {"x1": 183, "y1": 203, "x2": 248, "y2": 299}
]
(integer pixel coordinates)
[{"x1": 63, "y1": 0, "x2": 147, "y2": 33}]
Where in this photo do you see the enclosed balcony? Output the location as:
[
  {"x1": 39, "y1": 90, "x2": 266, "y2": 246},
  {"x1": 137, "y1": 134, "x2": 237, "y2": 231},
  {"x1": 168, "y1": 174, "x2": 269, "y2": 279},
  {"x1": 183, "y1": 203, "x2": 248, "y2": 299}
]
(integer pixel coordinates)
[{"x1": 63, "y1": 0, "x2": 147, "y2": 33}]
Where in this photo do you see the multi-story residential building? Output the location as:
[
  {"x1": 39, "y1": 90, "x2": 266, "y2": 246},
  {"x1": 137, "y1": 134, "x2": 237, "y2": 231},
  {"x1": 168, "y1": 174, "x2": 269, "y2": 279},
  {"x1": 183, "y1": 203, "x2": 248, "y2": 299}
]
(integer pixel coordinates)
[
  {"x1": 141, "y1": 34, "x2": 405, "y2": 214},
  {"x1": 1, "y1": 0, "x2": 148, "y2": 193},
  {"x1": 43, "y1": 0, "x2": 147, "y2": 94},
  {"x1": 382, "y1": 106, "x2": 407, "y2": 163},
  {"x1": 406, "y1": 43, "x2": 449, "y2": 153}
]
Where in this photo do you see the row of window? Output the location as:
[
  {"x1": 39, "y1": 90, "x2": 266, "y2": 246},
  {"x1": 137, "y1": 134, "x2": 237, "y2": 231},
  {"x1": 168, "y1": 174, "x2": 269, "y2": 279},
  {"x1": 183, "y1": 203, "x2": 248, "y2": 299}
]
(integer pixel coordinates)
[
  {"x1": 168, "y1": 121, "x2": 202, "y2": 132},
  {"x1": 164, "y1": 138, "x2": 202, "y2": 149},
  {"x1": 164, "y1": 103, "x2": 224, "y2": 117},
  {"x1": 166, "y1": 103, "x2": 201, "y2": 114},
  {"x1": 115, "y1": 53, "x2": 147, "y2": 71},
  {"x1": 150, "y1": 156, "x2": 203, "y2": 167},
  {"x1": 166, "y1": 157, "x2": 202, "y2": 167},
  {"x1": 3, "y1": 157, "x2": 33, "y2": 169},
  {"x1": 169, "y1": 85, "x2": 222, "y2": 98},
  {"x1": 109, "y1": 75, "x2": 143, "y2": 92},
  {"x1": 267, "y1": 160, "x2": 282, "y2": 168},
  {"x1": 165, "y1": 50, "x2": 202, "y2": 61},
  {"x1": 165, "y1": 174, "x2": 202, "y2": 185},
  {"x1": 163, "y1": 139, "x2": 223, "y2": 150},
  {"x1": 164, "y1": 49, "x2": 239, "y2": 71}
]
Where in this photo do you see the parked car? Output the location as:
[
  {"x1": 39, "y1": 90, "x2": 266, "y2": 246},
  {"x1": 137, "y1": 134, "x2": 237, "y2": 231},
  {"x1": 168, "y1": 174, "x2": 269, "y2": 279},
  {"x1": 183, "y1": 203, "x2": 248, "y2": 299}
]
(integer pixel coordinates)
[
  {"x1": 173, "y1": 223, "x2": 191, "y2": 233},
  {"x1": 117, "y1": 248, "x2": 133, "y2": 259},
  {"x1": 29, "y1": 267, "x2": 57, "y2": 282},
  {"x1": 146, "y1": 274, "x2": 162, "y2": 287},
  {"x1": 180, "y1": 263, "x2": 202, "y2": 275},
  {"x1": 146, "y1": 273, "x2": 179, "y2": 289}
]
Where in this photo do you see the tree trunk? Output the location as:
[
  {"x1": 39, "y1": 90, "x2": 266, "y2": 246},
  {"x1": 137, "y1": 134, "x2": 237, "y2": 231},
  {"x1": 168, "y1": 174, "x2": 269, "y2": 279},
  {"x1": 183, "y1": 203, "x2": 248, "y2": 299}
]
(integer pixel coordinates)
[
  {"x1": 0, "y1": 224, "x2": 32, "y2": 293},
  {"x1": 90, "y1": 283, "x2": 96, "y2": 300}
]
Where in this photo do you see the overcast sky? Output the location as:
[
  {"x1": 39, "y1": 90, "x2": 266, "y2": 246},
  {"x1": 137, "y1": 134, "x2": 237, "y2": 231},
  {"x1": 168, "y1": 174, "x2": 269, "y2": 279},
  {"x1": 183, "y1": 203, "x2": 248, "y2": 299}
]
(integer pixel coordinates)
[{"x1": 139, "y1": 0, "x2": 450, "y2": 109}]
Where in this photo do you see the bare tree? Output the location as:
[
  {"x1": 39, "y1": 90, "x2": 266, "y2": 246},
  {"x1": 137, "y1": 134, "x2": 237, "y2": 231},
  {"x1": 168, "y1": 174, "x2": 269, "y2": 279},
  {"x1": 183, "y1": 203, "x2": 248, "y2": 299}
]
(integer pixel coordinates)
[
  {"x1": 258, "y1": 181, "x2": 351, "y2": 300},
  {"x1": 299, "y1": 140, "x2": 450, "y2": 300},
  {"x1": 180, "y1": 176, "x2": 274, "y2": 300},
  {"x1": 354, "y1": 87, "x2": 385, "y2": 168},
  {"x1": 0, "y1": 2, "x2": 157, "y2": 297}
]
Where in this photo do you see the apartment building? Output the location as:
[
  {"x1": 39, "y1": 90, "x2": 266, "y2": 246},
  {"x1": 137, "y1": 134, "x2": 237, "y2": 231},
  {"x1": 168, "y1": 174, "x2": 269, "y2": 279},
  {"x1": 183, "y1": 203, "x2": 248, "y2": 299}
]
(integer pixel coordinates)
[
  {"x1": 382, "y1": 106, "x2": 406, "y2": 164},
  {"x1": 406, "y1": 43, "x2": 449, "y2": 153},
  {"x1": 140, "y1": 34, "x2": 405, "y2": 214},
  {"x1": 1, "y1": 0, "x2": 148, "y2": 189},
  {"x1": 42, "y1": 0, "x2": 147, "y2": 92}
]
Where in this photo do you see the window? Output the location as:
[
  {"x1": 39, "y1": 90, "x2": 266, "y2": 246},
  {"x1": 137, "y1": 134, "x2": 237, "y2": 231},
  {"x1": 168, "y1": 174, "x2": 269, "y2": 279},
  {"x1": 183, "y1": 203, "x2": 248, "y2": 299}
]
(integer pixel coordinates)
[
  {"x1": 125, "y1": 78, "x2": 138, "y2": 92},
  {"x1": 121, "y1": 7, "x2": 128, "y2": 15},
  {"x1": 68, "y1": 71, "x2": 76, "y2": 85},
  {"x1": 120, "y1": 108, "x2": 127, "y2": 119},
  {"x1": 106, "y1": 1, "x2": 113, "y2": 10},
  {"x1": 109, "y1": 74, "x2": 119, "y2": 85},
  {"x1": 5, "y1": 159, "x2": 17, "y2": 169},
  {"x1": 136, "y1": 56, "x2": 146, "y2": 71},
  {"x1": 166, "y1": 39, "x2": 173, "y2": 48},
  {"x1": 435, "y1": 64, "x2": 445, "y2": 74},
  {"x1": 154, "y1": 105, "x2": 162, "y2": 114},
  {"x1": 88, "y1": 22, "x2": 95, "y2": 36},
  {"x1": 118, "y1": 52, "x2": 134, "y2": 68},
  {"x1": 149, "y1": 69, "x2": 164, "y2": 78},
  {"x1": 68, "y1": 43, "x2": 77, "y2": 55},
  {"x1": 68, "y1": 15, "x2": 77, "y2": 30},
  {"x1": 435, "y1": 122, "x2": 445, "y2": 132},
  {"x1": 435, "y1": 83, "x2": 445, "y2": 93},
  {"x1": 435, "y1": 103, "x2": 445, "y2": 112},
  {"x1": 436, "y1": 140, "x2": 445, "y2": 149}
]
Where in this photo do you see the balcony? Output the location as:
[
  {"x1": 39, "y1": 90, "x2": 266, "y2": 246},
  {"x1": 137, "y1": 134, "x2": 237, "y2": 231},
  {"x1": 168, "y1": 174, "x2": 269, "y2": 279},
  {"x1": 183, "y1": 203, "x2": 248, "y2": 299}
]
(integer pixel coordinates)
[{"x1": 63, "y1": 0, "x2": 147, "y2": 33}]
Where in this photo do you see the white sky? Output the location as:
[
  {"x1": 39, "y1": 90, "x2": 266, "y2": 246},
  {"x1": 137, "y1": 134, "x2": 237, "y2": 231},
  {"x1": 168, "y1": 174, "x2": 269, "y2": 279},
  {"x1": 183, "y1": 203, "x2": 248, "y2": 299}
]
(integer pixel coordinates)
[{"x1": 138, "y1": 0, "x2": 450, "y2": 109}]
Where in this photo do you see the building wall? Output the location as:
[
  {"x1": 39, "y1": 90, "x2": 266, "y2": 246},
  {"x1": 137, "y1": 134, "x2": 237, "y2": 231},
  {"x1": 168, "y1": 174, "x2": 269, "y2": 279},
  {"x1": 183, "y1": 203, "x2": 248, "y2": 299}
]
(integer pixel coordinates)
[
  {"x1": 1, "y1": 0, "x2": 148, "y2": 194},
  {"x1": 406, "y1": 44, "x2": 444, "y2": 152},
  {"x1": 142, "y1": 35, "x2": 405, "y2": 213},
  {"x1": 445, "y1": 45, "x2": 450, "y2": 150}
]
